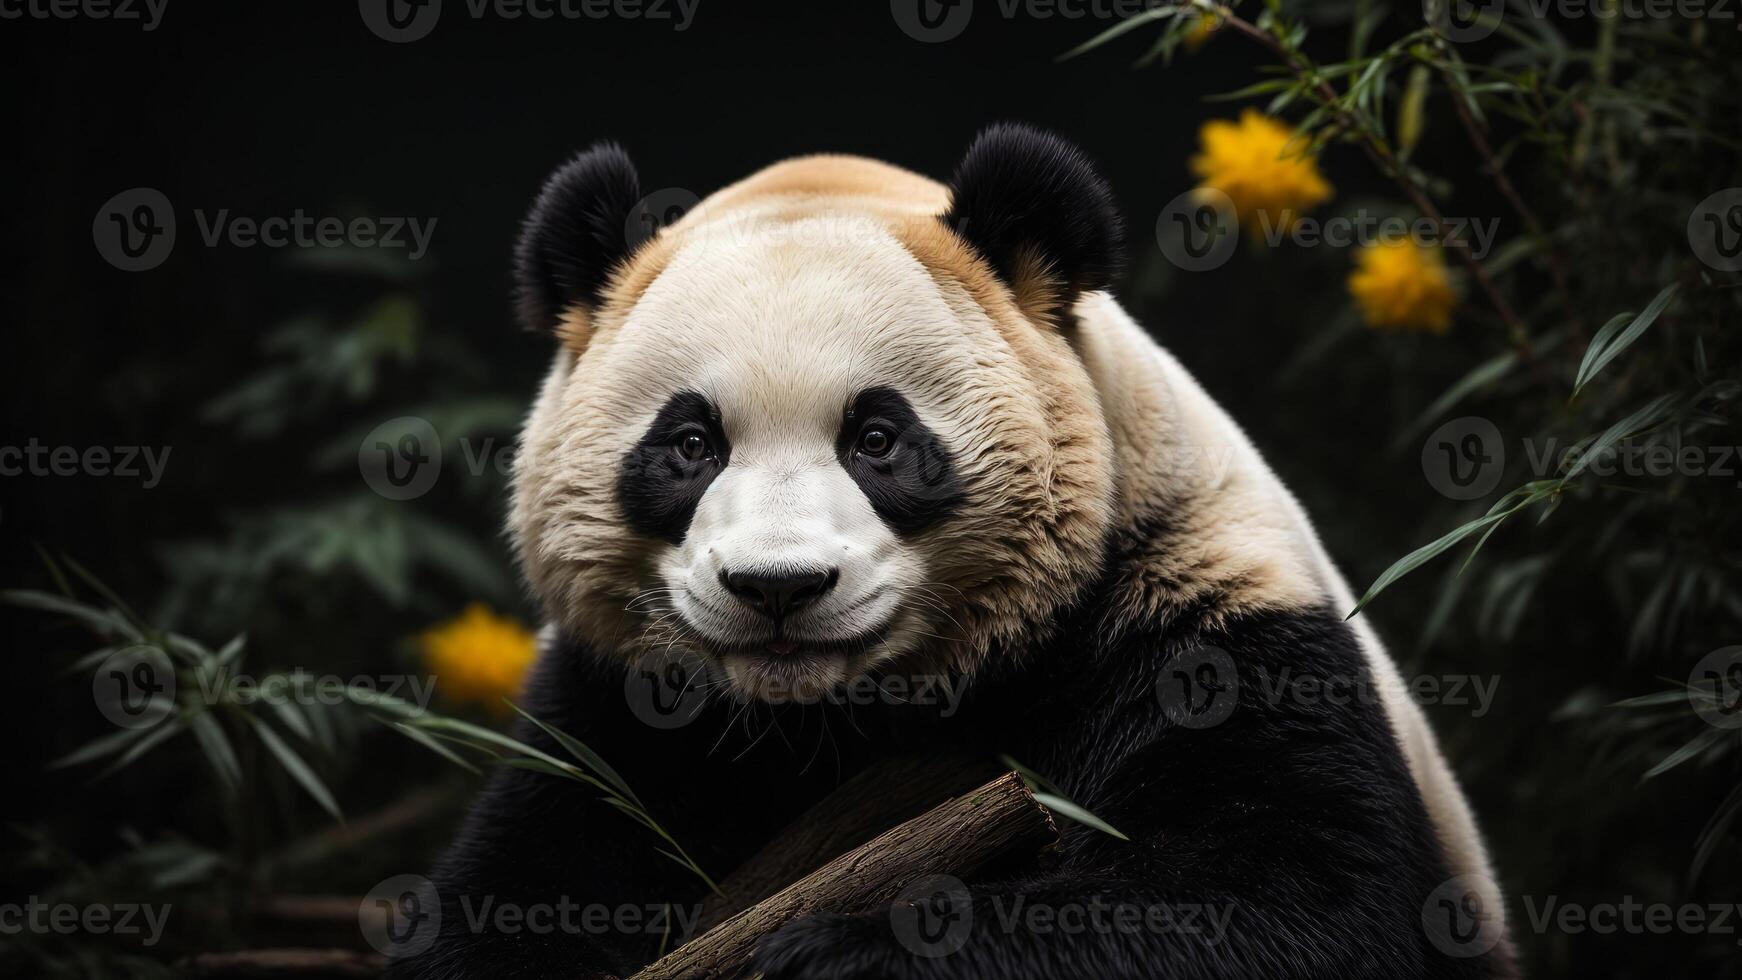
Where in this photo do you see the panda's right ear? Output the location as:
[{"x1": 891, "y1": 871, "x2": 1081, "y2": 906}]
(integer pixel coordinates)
[{"x1": 513, "y1": 142, "x2": 643, "y2": 336}]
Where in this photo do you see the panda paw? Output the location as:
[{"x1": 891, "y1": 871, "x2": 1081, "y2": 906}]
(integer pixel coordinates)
[{"x1": 751, "y1": 912, "x2": 926, "y2": 980}]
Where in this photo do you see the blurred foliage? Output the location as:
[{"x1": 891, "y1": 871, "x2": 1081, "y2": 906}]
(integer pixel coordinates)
[
  {"x1": 1083, "y1": 1, "x2": 1740, "y2": 975},
  {"x1": 154, "y1": 254, "x2": 523, "y2": 640}
]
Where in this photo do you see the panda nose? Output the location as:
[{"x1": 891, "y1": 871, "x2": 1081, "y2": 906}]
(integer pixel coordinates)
[{"x1": 719, "y1": 567, "x2": 839, "y2": 619}]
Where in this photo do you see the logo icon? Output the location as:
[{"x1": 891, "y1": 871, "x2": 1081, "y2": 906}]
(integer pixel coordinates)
[
  {"x1": 624, "y1": 650, "x2": 711, "y2": 730},
  {"x1": 1424, "y1": 0, "x2": 1503, "y2": 43},
  {"x1": 1421, "y1": 417, "x2": 1504, "y2": 501},
  {"x1": 1690, "y1": 646, "x2": 1742, "y2": 731},
  {"x1": 93, "y1": 188, "x2": 176, "y2": 272},
  {"x1": 1421, "y1": 874, "x2": 1504, "y2": 958},
  {"x1": 360, "y1": 0, "x2": 442, "y2": 42},
  {"x1": 359, "y1": 416, "x2": 442, "y2": 501},
  {"x1": 360, "y1": 875, "x2": 442, "y2": 957},
  {"x1": 890, "y1": 874, "x2": 973, "y2": 958},
  {"x1": 93, "y1": 645, "x2": 176, "y2": 730},
  {"x1": 1688, "y1": 188, "x2": 1742, "y2": 272},
  {"x1": 627, "y1": 187, "x2": 704, "y2": 252},
  {"x1": 891, "y1": 0, "x2": 973, "y2": 42},
  {"x1": 1156, "y1": 188, "x2": 1238, "y2": 272},
  {"x1": 1156, "y1": 644, "x2": 1238, "y2": 729}
]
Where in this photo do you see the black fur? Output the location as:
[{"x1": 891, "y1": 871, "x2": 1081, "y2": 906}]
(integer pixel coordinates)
[
  {"x1": 942, "y1": 123, "x2": 1125, "y2": 300},
  {"x1": 616, "y1": 391, "x2": 731, "y2": 545},
  {"x1": 389, "y1": 556, "x2": 1514, "y2": 979},
  {"x1": 513, "y1": 142, "x2": 643, "y2": 332},
  {"x1": 835, "y1": 387, "x2": 966, "y2": 537}
]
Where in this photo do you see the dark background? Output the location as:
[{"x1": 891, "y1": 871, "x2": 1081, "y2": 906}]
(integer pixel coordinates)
[{"x1": 3, "y1": 3, "x2": 1736, "y2": 978}]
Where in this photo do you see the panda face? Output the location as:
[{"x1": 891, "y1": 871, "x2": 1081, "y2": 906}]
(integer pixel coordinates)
[
  {"x1": 520, "y1": 214, "x2": 985, "y2": 700},
  {"x1": 510, "y1": 134, "x2": 1123, "y2": 703}
]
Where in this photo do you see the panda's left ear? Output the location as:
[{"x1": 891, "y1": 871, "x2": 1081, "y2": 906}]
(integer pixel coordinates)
[
  {"x1": 941, "y1": 123, "x2": 1125, "y2": 322},
  {"x1": 513, "y1": 142, "x2": 644, "y2": 336}
]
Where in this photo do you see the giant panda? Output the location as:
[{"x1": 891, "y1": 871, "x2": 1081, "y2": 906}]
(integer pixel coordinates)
[{"x1": 392, "y1": 125, "x2": 1515, "y2": 980}]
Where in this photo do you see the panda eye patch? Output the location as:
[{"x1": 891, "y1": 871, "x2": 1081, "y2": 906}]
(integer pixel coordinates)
[
  {"x1": 836, "y1": 387, "x2": 965, "y2": 536},
  {"x1": 617, "y1": 391, "x2": 729, "y2": 545}
]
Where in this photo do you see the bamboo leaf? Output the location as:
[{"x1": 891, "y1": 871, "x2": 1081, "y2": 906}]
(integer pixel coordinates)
[
  {"x1": 387, "y1": 720, "x2": 481, "y2": 774},
  {"x1": 1643, "y1": 727, "x2": 1725, "y2": 780},
  {"x1": 1351, "y1": 512, "x2": 1507, "y2": 617},
  {"x1": 1055, "y1": 5, "x2": 1181, "y2": 62},
  {"x1": 50, "y1": 726, "x2": 147, "y2": 769},
  {"x1": 1572, "y1": 284, "x2": 1680, "y2": 399},
  {"x1": 507, "y1": 701, "x2": 639, "y2": 805},
  {"x1": 246, "y1": 714, "x2": 343, "y2": 822},
  {"x1": 94, "y1": 718, "x2": 188, "y2": 782},
  {"x1": 1033, "y1": 792, "x2": 1130, "y2": 842},
  {"x1": 189, "y1": 710, "x2": 244, "y2": 795},
  {"x1": 3, "y1": 590, "x2": 143, "y2": 641}
]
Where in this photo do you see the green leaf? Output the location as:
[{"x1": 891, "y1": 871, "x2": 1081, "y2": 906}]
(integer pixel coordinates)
[
  {"x1": 1571, "y1": 283, "x2": 1680, "y2": 399},
  {"x1": 1002, "y1": 755, "x2": 1128, "y2": 841},
  {"x1": 1691, "y1": 780, "x2": 1742, "y2": 883},
  {"x1": 1394, "y1": 351, "x2": 1518, "y2": 451},
  {"x1": 60, "y1": 556, "x2": 148, "y2": 636},
  {"x1": 507, "y1": 701, "x2": 639, "y2": 804},
  {"x1": 387, "y1": 720, "x2": 481, "y2": 775},
  {"x1": 269, "y1": 699, "x2": 316, "y2": 742},
  {"x1": 1033, "y1": 792, "x2": 1130, "y2": 841},
  {"x1": 1643, "y1": 727, "x2": 1725, "y2": 780},
  {"x1": 1562, "y1": 393, "x2": 1681, "y2": 481},
  {"x1": 94, "y1": 718, "x2": 188, "y2": 782},
  {"x1": 188, "y1": 710, "x2": 244, "y2": 794},
  {"x1": 2, "y1": 590, "x2": 143, "y2": 642},
  {"x1": 50, "y1": 726, "x2": 148, "y2": 769},
  {"x1": 1350, "y1": 511, "x2": 1511, "y2": 617},
  {"x1": 215, "y1": 634, "x2": 247, "y2": 667},
  {"x1": 246, "y1": 714, "x2": 343, "y2": 822},
  {"x1": 1397, "y1": 64, "x2": 1429, "y2": 160},
  {"x1": 502, "y1": 757, "x2": 577, "y2": 779},
  {"x1": 999, "y1": 754, "x2": 1065, "y2": 797},
  {"x1": 1055, "y1": 5, "x2": 1181, "y2": 62}
]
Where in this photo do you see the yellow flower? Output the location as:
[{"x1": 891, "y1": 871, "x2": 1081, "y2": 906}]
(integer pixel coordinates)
[
  {"x1": 1182, "y1": 12, "x2": 1221, "y2": 52},
  {"x1": 1348, "y1": 240, "x2": 1458, "y2": 334},
  {"x1": 1190, "y1": 109, "x2": 1333, "y2": 238},
  {"x1": 419, "y1": 604, "x2": 537, "y2": 712}
]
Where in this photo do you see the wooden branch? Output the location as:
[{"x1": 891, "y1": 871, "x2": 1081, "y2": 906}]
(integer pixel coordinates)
[
  {"x1": 697, "y1": 750, "x2": 1002, "y2": 931},
  {"x1": 631, "y1": 772, "x2": 1057, "y2": 980},
  {"x1": 178, "y1": 948, "x2": 385, "y2": 978}
]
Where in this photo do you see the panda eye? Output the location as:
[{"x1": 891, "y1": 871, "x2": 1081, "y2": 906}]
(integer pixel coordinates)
[
  {"x1": 675, "y1": 432, "x2": 712, "y2": 462},
  {"x1": 857, "y1": 425, "x2": 895, "y2": 458}
]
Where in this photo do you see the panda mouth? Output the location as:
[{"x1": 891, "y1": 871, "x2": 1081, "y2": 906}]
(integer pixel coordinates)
[
  {"x1": 690, "y1": 624, "x2": 899, "y2": 703},
  {"x1": 702, "y1": 628, "x2": 889, "y2": 662}
]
